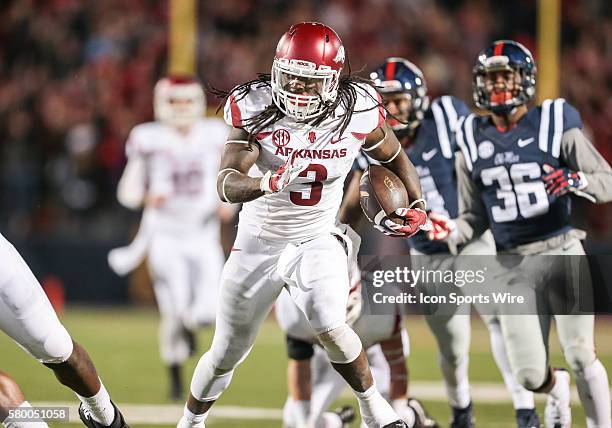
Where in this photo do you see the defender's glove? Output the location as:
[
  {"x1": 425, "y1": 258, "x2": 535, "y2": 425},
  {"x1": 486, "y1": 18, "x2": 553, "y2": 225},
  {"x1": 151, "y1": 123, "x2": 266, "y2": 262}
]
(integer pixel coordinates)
[
  {"x1": 542, "y1": 164, "x2": 587, "y2": 198},
  {"x1": 374, "y1": 199, "x2": 432, "y2": 238},
  {"x1": 260, "y1": 152, "x2": 310, "y2": 194},
  {"x1": 426, "y1": 212, "x2": 457, "y2": 241}
]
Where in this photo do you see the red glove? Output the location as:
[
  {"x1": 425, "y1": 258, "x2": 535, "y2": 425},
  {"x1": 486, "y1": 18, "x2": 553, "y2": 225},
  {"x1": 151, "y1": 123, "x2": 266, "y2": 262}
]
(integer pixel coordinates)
[
  {"x1": 426, "y1": 212, "x2": 457, "y2": 241},
  {"x1": 260, "y1": 151, "x2": 310, "y2": 194},
  {"x1": 374, "y1": 199, "x2": 432, "y2": 238},
  {"x1": 542, "y1": 164, "x2": 586, "y2": 197}
]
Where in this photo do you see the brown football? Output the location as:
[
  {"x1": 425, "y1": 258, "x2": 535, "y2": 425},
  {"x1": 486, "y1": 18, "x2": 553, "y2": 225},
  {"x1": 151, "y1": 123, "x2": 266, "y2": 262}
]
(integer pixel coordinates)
[{"x1": 359, "y1": 164, "x2": 409, "y2": 226}]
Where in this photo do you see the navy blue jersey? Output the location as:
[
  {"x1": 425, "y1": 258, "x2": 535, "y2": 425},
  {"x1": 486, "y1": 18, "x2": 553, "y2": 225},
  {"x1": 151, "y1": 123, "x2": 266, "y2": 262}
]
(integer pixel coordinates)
[
  {"x1": 456, "y1": 98, "x2": 583, "y2": 250},
  {"x1": 353, "y1": 96, "x2": 470, "y2": 254}
]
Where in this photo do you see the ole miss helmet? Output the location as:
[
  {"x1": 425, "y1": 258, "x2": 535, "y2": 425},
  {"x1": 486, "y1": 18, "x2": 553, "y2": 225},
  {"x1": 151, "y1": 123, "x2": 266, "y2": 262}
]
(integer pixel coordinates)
[
  {"x1": 370, "y1": 58, "x2": 429, "y2": 135},
  {"x1": 271, "y1": 22, "x2": 345, "y2": 121},
  {"x1": 154, "y1": 76, "x2": 205, "y2": 127},
  {"x1": 473, "y1": 40, "x2": 537, "y2": 115}
]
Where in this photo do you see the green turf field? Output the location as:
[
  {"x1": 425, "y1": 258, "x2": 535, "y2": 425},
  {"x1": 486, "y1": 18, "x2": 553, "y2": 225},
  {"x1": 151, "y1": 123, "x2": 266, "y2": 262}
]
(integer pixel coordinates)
[{"x1": 2, "y1": 307, "x2": 611, "y2": 427}]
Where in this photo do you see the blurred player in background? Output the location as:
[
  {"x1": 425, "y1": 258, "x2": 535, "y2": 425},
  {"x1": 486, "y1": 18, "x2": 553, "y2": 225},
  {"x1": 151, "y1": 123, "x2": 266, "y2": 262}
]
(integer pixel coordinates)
[
  {"x1": 430, "y1": 40, "x2": 612, "y2": 428},
  {"x1": 178, "y1": 22, "x2": 430, "y2": 428},
  {"x1": 0, "y1": 234, "x2": 127, "y2": 428},
  {"x1": 276, "y1": 254, "x2": 438, "y2": 428},
  {"x1": 109, "y1": 76, "x2": 231, "y2": 400},
  {"x1": 342, "y1": 57, "x2": 540, "y2": 428}
]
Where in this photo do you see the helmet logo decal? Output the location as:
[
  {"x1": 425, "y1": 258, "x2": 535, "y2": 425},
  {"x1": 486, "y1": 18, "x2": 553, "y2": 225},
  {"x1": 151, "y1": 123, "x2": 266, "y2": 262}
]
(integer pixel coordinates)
[
  {"x1": 272, "y1": 129, "x2": 291, "y2": 147},
  {"x1": 333, "y1": 45, "x2": 345, "y2": 64}
]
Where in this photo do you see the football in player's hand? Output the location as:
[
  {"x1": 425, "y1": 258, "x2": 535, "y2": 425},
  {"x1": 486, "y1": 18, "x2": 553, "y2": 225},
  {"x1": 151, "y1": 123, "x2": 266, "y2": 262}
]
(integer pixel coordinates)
[{"x1": 359, "y1": 164, "x2": 409, "y2": 226}]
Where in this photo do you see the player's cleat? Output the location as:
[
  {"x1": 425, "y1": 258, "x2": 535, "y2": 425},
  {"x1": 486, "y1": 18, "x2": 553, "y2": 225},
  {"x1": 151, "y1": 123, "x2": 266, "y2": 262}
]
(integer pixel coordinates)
[
  {"x1": 450, "y1": 402, "x2": 475, "y2": 428},
  {"x1": 333, "y1": 405, "x2": 356, "y2": 427},
  {"x1": 407, "y1": 398, "x2": 439, "y2": 428},
  {"x1": 544, "y1": 369, "x2": 571, "y2": 428},
  {"x1": 516, "y1": 408, "x2": 542, "y2": 428},
  {"x1": 79, "y1": 401, "x2": 129, "y2": 428},
  {"x1": 383, "y1": 421, "x2": 409, "y2": 428}
]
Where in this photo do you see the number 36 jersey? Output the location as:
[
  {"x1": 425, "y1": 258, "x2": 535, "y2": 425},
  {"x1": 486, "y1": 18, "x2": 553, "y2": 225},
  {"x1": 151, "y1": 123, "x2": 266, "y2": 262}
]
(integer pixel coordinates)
[
  {"x1": 456, "y1": 99, "x2": 582, "y2": 250},
  {"x1": 224, "y1": 82, "x2": 385, "y2": 242}
]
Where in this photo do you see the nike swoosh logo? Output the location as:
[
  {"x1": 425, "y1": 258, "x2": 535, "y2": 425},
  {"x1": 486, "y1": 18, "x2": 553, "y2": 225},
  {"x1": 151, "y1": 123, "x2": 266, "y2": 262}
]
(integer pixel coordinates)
[
  {"x1": 422, "y1": 148, "x2": 438, "y2": 161},
  {"x1": 330, "y1": 136, "x2": 347, "y2": 144},
  {"x1": 517, "y1": 137, "x2": 534, "y2": 147}
]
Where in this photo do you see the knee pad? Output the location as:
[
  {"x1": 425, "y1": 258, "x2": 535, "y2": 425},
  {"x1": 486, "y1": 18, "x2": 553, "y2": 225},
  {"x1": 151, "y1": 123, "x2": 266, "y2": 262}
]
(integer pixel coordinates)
[
  {"x1": 41, "y1": 326, "x2": 73, "y2": 363},
  {"x1": 317, "y1": 324, "x2": 362, "y2": 364},
  {"x1": 286, "y1": 335, "x2": 314, "y2": 361},
  {"x1": 36, "y1": 324, "x2": 73, "y2": 364},
  {"x1": 516, "y1": 366, "x2": 548, "y2": 391},
  {"x1": 190, "y1": 352, "x2": 235, "y2": 401},
  {"x1": 563, "y1": 344, "x2": 596, "y2": 373}
]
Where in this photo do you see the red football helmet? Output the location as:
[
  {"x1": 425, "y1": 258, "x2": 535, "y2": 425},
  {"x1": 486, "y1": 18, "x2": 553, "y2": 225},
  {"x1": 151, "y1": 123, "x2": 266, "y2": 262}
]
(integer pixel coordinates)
[
  {"x1": 154, "y1": 76, "x2": 205, "y2": 127},
  {"x1": 271, "y1": 22, "x2": 345, "y2": 120}
]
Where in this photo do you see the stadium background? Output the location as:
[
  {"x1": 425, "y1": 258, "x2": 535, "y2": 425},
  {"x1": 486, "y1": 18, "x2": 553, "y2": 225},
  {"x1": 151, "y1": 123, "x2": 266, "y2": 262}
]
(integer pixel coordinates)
[{"x1": 0, "y1": 0, "x2": 611, "y2": 426}]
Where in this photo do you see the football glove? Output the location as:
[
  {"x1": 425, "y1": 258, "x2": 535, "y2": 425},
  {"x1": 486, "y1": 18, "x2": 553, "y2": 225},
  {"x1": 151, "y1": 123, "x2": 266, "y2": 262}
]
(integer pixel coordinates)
[
  {"x1": 260, "y1": 151, "x2": 310, "y2": 194},
  {"x1": 426, "y1": 212, "x2": 457, "y2": 241},
  {"x1": 374, "y1": 199, "x2": 432, "y2": 238},
  {"x1": 542, "y1": 164, "x2": 588, "y2": 198}
]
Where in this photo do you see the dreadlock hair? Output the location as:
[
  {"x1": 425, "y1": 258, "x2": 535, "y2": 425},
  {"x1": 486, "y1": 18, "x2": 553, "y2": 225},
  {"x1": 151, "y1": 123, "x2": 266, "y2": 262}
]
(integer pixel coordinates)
[{"x1": 210, "y1": 72, "x2": 384, "y2": 143}]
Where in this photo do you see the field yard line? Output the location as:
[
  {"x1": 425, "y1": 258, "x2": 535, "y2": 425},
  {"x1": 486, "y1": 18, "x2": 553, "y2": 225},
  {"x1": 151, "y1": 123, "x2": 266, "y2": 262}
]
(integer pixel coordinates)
[
  {"x1": 34, "y1": 402, "x2": 282, "y2": 424},
  {"x1": 35, "y1": 381, "x2": 609, "y2": 424}
]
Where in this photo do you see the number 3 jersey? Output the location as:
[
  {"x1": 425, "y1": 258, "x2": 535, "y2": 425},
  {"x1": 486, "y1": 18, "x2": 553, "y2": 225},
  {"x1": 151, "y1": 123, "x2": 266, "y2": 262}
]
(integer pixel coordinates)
[
  {"x1": 224, "y1": 82, "x2": 385, "y2": 242},
  {"x1": 455, "y1": 98, "x2": 612, "y2": 250},
  {"x1": 125, "y1": 118, "x2": 229, "y2": 234}
]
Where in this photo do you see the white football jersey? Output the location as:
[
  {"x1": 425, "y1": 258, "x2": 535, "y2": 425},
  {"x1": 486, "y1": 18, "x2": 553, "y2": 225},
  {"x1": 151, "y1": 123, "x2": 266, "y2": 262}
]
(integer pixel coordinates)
[
  {"x1": 224, "y1": 82, "x2": 384, "y2": 242},
  {"x1": 125, "y1": 118, "x2": 229, "y2": 234}
]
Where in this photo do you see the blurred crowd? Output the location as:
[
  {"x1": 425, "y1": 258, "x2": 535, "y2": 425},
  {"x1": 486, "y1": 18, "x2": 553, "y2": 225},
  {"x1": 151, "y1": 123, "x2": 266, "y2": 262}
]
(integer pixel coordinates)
[{"x1": 0, "y1": 0, "x2": 610, "y2": 242}]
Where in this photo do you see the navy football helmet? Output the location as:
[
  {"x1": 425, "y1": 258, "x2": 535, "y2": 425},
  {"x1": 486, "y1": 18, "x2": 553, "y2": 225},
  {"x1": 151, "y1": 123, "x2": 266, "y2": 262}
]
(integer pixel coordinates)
[
  {"x1": 370, "y1": 58, "x2": 429, "y2": 136},
  {"x1": 473, "y1": 40, "x2": 537, "y2": 115}
]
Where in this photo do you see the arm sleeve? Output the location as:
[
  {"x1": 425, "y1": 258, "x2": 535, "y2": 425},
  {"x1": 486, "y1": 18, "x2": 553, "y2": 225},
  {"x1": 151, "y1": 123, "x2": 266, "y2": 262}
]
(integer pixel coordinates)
[
  {"x1": 560, "y1": 127, "x2": 612, "y2": 203},
  {"x1": 453, "y1": 151, "x2": 490, "y2": 244}
]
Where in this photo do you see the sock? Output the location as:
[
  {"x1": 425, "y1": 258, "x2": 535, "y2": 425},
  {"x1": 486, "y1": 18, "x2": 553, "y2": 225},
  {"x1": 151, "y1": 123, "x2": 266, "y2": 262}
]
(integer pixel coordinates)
[
  {"x1": 293, "y1": 399, "x2": 310, "y2": 428},
  {"x1": 438, "y1": 352, "x2": 471, "y2": 409},
  {"x1": 391, "y1": 399, "x2": 415, "y2": 427},
  {"x1": 354, "y1": 384, "x2": 398, "y2": 427},
  {"x1": 76, "y1": 381, "x2": 114, "y2": 426},
  {"x1": 574, "y1": 359, "x2": 611, "y2": 428},
  {"x1": 488, "y1": 321, "x2": 535, "y2": 409},
  {"x1": 177, "y1": 405, "x2": 208, "y2": 428},
  {"x1": 548, "y1": 370, "x2": 568, "y2": 401},
  {"x1": 3, "y1": 401, "x2": 49, "y2": 428}
]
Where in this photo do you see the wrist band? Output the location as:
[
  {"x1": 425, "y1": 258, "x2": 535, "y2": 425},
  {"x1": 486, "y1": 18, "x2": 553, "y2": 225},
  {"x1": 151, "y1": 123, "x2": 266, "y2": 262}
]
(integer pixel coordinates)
[{"x1": 408, "y1": 198, "x2": 427, "y2": 210}]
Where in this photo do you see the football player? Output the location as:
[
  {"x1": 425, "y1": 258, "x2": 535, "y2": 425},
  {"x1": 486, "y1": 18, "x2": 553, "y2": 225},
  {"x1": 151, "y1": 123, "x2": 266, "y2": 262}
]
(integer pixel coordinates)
[
  {"x1": 0, "y1": 234, "x2": 127, "y2": 428},
  {"x1": 276, "y1": 256, "x2": 437, "y2": 428},
  {"x1": 109, "y1": 76, "x2": 231, "y2": 400},
  {"x1": 342, "y1": 58, "x2": 540, "y2": 428},
  {"x1": 430, "y1": 40, "x2": 612, "y2": 428},
  {"x1": 177, "y1": 22, "x2": 430, "y2": 428}
]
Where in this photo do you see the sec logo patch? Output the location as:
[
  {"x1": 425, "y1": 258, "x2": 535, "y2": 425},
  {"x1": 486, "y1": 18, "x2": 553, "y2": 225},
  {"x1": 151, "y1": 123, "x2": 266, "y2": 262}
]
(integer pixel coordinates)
[
  {"x1": 478, "y1": 140, "x2": 495, "y2": 159},
  {"x1": 272, "y1": 129, "x2": 290, "y2": 147}
]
